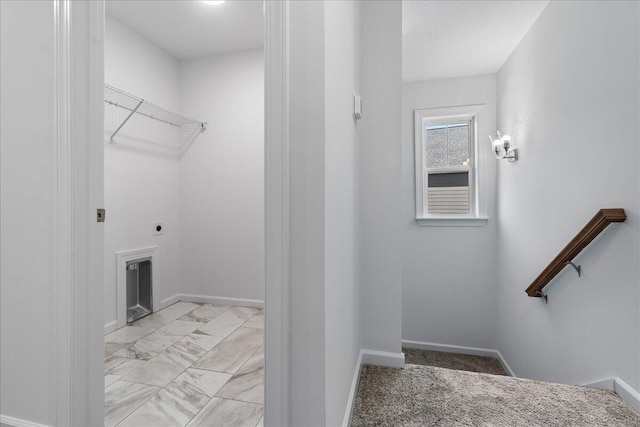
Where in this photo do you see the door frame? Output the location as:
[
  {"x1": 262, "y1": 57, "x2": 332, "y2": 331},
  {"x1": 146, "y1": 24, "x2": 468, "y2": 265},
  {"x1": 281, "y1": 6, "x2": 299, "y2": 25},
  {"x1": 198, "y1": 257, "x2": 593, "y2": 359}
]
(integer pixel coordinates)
[
  {"x1": 62, "y1": 0, "x2": 290, "y2": 425},
  {"x1": 264, "y1": 1, "x2": 291, "y2": 426},
  {"x1": 54, "y1": 1, "x2": 105, "y2": 425}
]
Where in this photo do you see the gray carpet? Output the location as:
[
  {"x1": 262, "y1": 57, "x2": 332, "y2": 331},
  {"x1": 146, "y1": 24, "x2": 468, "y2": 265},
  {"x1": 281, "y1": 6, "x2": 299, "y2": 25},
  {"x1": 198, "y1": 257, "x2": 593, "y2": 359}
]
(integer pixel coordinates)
[
  {"x1": 351, "y1": 364, "x2": 640, "y2": 426},
  {"x1": 403, "y1": 348, "x2": 508, "y2": 376}
]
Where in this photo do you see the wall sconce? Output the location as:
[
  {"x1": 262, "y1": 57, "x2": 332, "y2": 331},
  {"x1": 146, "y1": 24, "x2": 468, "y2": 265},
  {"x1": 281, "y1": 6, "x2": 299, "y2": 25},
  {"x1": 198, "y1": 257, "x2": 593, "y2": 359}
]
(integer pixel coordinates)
[{"x1": 489, "y1": 129, "x2": 518, "y2": 162}]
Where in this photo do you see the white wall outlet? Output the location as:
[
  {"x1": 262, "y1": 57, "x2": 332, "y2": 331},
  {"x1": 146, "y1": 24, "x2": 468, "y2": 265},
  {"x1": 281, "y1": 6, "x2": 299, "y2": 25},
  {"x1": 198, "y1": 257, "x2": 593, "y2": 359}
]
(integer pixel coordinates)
[
  {"x1": 152, "y1": 221, "x2": 165, "y2": 236},
  {"x1": 353, "y1": 93, "x2": 362, "y2": 121}
]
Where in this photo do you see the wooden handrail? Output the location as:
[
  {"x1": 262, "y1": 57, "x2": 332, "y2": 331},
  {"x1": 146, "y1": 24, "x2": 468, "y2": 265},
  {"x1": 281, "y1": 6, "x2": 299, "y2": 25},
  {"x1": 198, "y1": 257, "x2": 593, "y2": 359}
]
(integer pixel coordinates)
[{"x1": 526, "y1": 208, "x2": 626, "y2": 299}]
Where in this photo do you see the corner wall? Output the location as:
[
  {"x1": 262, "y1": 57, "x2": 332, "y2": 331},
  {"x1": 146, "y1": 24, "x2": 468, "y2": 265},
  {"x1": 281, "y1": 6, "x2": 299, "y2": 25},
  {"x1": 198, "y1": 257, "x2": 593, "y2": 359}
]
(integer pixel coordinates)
[
  {"x1": 288, "y1": 1, "x2": 327, "y2": 424},
  {"x1": 324, "y1": 1, "x2": 363, "y2": 425},
  {"x1": 496, "y1": 1, "x2": 640, "y2": 390},
  {"x1": 359, "y1": 0, "x2": 403, "y2": 356},
  {"x1": 179, "y1": 49, "x2": 265, "y2": 304},
  {"x1": 401, "y1": 75, "x2": 498, "y2": 349}
]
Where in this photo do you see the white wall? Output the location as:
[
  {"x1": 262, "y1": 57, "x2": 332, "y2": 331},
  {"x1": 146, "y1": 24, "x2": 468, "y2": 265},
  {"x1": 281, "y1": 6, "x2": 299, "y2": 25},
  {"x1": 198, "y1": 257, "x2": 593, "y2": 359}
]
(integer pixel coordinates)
[
  {"x1": 324, "y1": 1, "x2": 362, "y2": 425},
  {"x1": 0, "y1": 2, "x2": 57, "y2": 424},
  {"x1": 402, "y1": 75, "x2": 498, "y2": 349},
  {"x1": 360, "y1": 0, "x2": 403, "y2": 355},
  {"x1": 288, "y1": 2, "x2": 406, "y2": 423},
  {"x1": 288, "y1": 1, "x2": 326, "y2": 425},
  {"x1": 104, "y1": 15, "x2": 182, "y2": 327},
  {"x1": 496, "y1": 1, "x2": 640, "y2": 390},
  {"x1": 179, "y1": 49, "x2": 265, "y2": 303}
]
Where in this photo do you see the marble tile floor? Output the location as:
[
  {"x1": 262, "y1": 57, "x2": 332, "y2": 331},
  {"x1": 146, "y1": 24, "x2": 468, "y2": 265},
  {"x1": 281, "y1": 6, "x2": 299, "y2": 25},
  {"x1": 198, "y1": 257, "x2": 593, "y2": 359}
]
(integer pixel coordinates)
[{"x1": 105, "y1": 302, "x2": 264, "y2": 427}]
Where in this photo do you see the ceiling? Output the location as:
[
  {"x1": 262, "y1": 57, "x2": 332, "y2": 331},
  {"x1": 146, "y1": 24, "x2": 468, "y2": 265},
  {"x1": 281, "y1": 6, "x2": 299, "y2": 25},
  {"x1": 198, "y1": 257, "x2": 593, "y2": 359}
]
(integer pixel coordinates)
[
  {"x1": 403, "y1": 1, "x2": 549, "y2": 82},
  {"x1": 108, "y1": 1, "x2": 546, "y2": 78},
  {"x1": 106, "y1": 0, "x2": 264, "y2": 60}
]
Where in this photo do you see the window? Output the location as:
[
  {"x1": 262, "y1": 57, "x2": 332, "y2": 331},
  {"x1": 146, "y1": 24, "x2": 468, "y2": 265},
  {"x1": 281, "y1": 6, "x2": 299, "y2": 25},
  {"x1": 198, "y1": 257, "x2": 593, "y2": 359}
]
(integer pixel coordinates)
[
  {"x1": 414, "y1": 106, "x2": 488, "y2": 226},
  {"x1": 424, "y1": 121, "x2": 471, "y2": 214}
]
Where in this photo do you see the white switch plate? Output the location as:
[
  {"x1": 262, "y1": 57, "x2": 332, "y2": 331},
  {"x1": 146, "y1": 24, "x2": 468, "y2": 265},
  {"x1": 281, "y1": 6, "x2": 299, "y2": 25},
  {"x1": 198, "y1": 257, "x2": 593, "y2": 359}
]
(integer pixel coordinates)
[
  {"x1": 353, "y1": 93, "x2": 362, "y2": 121},
  {"x1": 153, "y1": 221, "x2": 164, "y2": 236}
]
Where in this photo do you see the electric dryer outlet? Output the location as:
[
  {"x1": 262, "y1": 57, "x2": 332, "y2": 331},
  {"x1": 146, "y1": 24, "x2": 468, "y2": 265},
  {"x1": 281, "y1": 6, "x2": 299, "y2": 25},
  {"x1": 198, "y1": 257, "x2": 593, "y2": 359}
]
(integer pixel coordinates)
[{"x1": 153, "y1": 221, "x2": 165, "y2": 236}]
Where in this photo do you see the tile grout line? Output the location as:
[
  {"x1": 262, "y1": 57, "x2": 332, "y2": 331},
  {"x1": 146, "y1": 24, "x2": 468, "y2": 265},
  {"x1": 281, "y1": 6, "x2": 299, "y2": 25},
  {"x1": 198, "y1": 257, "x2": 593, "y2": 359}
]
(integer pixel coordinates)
[
  {"x1": 181, "y1": 304, "x2": 232, "y2": 323},
  {"x1": 184, "y1": 394, "x2": 218, "y2": 426},
  {"x1": 210, "y1": 331, "x2": 264, "y2": 409},
  {"x1": 227, "y1": 397, "x2": 265, "y2": 406},
  {"x1": 109, "y1": 381, "x2": 162, "y2": 427}
]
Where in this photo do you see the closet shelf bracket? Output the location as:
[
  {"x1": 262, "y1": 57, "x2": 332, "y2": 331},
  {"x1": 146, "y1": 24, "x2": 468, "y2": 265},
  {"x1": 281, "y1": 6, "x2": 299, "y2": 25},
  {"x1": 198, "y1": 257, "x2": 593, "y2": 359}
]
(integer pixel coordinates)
[{"x1": 110, "y1": 99, "x2": 143, "y2": 142}]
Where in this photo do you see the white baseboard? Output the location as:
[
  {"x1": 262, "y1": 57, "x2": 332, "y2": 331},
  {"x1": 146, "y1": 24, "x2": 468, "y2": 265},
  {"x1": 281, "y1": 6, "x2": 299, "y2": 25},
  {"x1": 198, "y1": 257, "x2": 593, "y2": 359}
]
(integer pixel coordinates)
[
  {"x1": 494, "y1": 350, "x2": 515, "y2": 377},
  {"x1": 614, "y1": 378, "x2": 640, "y2": 413},
  {"x1": 104, "y1": 293, "x2": 265, "y2": 335},
  {"x1": 342, "y1": 350, "x2": 365, "y2": 427},
  {"x1": 586, "y1": 377, "x2": 640, "y2": 413},
  {"x1": 104, "y1": 320, "x2": 117, "y2": 335},
  {"x1": 177, "y1": 293, "x2": 264, "y2": 309},
  {"x1": 104, "y1": 295, "x2": 180, "y2": 335},
  {"x1": 361, "y1": 349, "x2": 405, "y2": 368},
  {"x1": 584, "y1": 378, "x2": 615, "y2": 391},
  {"x1": 0, "y1": 414, "x2": 51, "y2": 427},
  {"x1": 159, "y1": 294, "x2": 182, "y2": 309},
  {"x1": 341, "y1": 349, "x2": 404, "y2": 427},
  {"x1": 402, "y1": 340, "x2": 516, "y2": 377}
]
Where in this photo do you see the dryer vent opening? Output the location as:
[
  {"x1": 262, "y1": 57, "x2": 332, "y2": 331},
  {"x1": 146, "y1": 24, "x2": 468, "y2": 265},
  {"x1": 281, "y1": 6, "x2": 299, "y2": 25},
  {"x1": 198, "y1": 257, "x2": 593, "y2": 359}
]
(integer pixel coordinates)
[{"x1": 126, "y1": 258, "x2": 152, "y2": 323}]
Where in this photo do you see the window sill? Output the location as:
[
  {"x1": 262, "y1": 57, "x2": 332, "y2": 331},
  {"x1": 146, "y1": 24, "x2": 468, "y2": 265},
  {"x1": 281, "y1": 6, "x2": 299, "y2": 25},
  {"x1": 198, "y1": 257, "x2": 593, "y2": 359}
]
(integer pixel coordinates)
[{"x1": 416, "y1": 216, "x2": 489, "y2": 227}]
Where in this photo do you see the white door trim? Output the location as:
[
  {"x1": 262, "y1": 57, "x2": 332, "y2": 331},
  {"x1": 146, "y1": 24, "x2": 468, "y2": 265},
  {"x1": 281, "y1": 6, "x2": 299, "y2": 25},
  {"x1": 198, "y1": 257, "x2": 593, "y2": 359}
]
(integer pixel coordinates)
[
  {"x1": 59, "y1": 0, "x2": 105, "y2": 425},
  {"x1": 54, "y1": 1, "x2": 72, "y2": 424},
  {"x1": 264, "y1": 1, "x2": 290, "y2": 425}
]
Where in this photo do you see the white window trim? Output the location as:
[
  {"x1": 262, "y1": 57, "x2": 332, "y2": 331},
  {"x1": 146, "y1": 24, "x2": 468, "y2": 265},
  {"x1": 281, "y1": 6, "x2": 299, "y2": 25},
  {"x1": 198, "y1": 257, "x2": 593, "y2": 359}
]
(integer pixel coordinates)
[{"x1": 414, "y1": 105, "x2": 489, "y2": 227}]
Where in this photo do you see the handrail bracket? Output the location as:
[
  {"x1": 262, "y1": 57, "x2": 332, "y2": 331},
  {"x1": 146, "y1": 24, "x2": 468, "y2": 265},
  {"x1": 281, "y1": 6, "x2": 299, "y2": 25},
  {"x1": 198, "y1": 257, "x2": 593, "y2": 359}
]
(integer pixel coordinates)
[
  {"x1": 538, "y1": 291, "x2": 548, "y2": 304},
  {"x1": 565, "y1": 261, "x2": 581, "y2": 277}
]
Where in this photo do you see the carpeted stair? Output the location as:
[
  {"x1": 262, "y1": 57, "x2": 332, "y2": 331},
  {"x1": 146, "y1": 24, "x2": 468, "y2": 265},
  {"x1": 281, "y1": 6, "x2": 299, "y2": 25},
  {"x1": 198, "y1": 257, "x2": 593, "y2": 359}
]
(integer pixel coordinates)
[{"x1": 351, "y1": 357, "x2": 640, "y2": 426}]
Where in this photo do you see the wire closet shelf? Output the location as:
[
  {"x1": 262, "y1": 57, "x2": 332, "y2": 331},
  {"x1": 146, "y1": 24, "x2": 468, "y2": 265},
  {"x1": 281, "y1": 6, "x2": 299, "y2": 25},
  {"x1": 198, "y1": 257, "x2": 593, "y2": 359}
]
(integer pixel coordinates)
[{"x1": 104, "y1": 84, "x2": 207, "y2": 150}]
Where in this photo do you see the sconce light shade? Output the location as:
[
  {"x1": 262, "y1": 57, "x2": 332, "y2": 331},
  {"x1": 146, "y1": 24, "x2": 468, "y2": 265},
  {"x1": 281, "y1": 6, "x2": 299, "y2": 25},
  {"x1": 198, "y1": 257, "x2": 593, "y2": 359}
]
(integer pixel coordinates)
[{"x1": 489, "y1": 129, "x2": 518, "y2": 162}]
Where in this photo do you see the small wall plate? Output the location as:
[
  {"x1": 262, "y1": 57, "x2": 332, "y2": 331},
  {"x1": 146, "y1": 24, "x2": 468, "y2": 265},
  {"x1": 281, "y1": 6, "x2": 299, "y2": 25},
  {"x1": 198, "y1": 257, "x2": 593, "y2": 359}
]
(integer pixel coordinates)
[
  {"x1": 353, "y1": 93, "x2": 362, "y2": 121},
  {"x1": 152, "y1": 221, "x2": 164, "y2": 236}
]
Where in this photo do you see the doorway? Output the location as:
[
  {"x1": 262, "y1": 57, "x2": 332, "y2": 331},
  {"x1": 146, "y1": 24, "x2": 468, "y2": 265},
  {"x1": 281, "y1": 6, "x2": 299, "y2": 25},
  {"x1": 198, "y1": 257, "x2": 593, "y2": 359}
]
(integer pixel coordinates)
[{"x1": 101, "y1": 1, "x2": 266, "y2": 425}]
